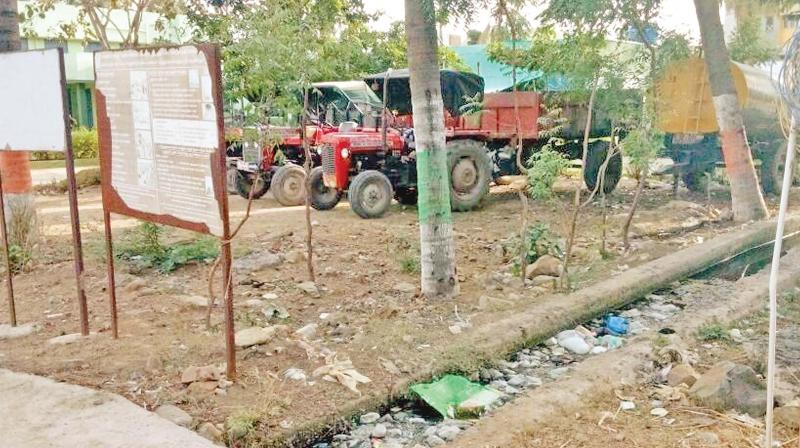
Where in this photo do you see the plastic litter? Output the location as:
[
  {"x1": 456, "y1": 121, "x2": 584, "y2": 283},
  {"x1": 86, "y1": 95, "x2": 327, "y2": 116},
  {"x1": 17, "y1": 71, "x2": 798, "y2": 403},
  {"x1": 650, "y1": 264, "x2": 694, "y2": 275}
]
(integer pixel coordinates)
[
  {"x1": 410, "y1": 374, "x2": 501, "y2": 419},
  {"x1": 598, "y1": 335, "x2": 624, "y2": 350},
  {"x1": 603, "y1": 314, "x2": 630, "y2": 336}
]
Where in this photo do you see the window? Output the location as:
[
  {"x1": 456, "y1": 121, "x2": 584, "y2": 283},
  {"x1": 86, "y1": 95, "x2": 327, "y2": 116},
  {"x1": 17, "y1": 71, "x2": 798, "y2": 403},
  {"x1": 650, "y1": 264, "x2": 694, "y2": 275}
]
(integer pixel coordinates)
[
  {"x1": 19, "y1": 39, "x2": 28, "y2": 51},
  {"x1": 44, "y1": 39, "x2": 68, "y2": 53},
  {"x1": 84, "y1": 42, "x2": 103, "y2": 53},
  {"x1": 765, "y1": 16, "x2": 775, "y2": 33},
  {"x1": 785, "y1": 15, "x2": 799, "y2": 29}
]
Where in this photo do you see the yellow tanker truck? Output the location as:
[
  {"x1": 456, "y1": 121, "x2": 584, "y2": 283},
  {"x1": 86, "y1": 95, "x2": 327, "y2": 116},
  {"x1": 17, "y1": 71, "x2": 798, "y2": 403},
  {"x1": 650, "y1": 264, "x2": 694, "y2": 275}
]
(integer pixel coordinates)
[{"x1": 654, "y1": 57, "x2": 790, "y2": 193}]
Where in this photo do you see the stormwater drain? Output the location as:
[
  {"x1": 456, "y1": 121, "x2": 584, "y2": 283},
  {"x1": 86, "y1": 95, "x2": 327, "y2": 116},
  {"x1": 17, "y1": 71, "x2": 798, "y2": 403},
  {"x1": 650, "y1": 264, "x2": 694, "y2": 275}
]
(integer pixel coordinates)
[{"x1": 311, "y1": 275, "x2": 742, "y2": 448}]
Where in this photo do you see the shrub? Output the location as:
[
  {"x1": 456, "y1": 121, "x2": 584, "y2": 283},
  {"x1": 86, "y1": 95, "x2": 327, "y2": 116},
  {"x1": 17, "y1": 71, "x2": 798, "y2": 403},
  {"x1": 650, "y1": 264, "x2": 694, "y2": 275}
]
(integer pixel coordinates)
[
  {"x1": 71, "y1": 127, "x2": 99, "y2": 159},
  {"x1": 31, "y1": 127, "x2": 98, "y2": 161},
  {"x1": 527, "y1": 146, "x2": 569, "y2": 200},
  {"x1": 116, "y1": 222, "x2": 219, "y2": 273}
]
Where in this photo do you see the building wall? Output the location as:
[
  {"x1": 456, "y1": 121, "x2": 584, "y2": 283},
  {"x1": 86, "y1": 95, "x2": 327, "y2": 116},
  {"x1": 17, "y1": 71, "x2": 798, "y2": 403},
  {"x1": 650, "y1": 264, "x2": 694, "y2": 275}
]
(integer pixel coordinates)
[
  {"x1": 17, "y1": 0, "x2": 191, "y2": 128},
  {"x1": 725, "y1": 0, "x2": 800, "y2": 49}
]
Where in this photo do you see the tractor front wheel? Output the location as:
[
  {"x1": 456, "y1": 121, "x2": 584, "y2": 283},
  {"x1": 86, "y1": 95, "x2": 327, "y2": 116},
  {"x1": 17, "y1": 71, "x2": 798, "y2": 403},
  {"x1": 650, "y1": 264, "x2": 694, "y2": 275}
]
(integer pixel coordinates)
[
  {"x1": 447, "y1": 139, "x2": 492, "y2": 211},
  {"x1": 348, "y1": 170, "x2": 393, "y2": 219},
  {"x1": 235, "y1": 171, "x2": 270, "y2": 200},
  {"x1": 271, "y1": 164, "x2": 306, "y2": 206},
  {"x1": 309, "y1": 167, "x2": 342, "y2": 210},
  {"x1": 583, "y1": 140, "x2": 622, "y2": 194}
]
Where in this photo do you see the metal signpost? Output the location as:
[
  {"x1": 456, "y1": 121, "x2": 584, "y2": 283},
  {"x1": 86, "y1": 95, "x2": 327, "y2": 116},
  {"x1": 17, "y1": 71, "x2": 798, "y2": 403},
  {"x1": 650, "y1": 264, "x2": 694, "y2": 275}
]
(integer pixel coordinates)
[
  {"x1": 94, "y1": 44, "x2": 236, "y2": 378},
  {"x1": 0, "y1": 48, "x2": 89, "y2": 334}
]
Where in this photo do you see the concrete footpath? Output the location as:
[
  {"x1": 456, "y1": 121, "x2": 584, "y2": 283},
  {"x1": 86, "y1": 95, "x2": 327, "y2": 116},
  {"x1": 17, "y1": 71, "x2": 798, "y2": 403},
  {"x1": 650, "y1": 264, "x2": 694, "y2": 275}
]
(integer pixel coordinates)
[{"x1": 0, "y1": 369, "x2": 216, "y2": 448}]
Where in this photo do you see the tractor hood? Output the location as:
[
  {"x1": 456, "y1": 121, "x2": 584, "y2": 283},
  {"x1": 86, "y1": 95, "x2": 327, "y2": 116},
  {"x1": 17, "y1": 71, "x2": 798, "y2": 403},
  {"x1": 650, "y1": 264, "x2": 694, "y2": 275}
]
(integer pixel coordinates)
[{"x1": 364, "y1": 69, "x2": 485, "y2": 117}]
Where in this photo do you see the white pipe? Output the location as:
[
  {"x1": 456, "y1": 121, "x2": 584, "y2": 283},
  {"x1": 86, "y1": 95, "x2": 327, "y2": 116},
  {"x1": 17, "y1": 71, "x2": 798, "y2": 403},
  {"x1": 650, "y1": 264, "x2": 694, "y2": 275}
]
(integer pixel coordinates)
[{"x1": 765, "y1": 115, "x2": 797, "y2": 448}]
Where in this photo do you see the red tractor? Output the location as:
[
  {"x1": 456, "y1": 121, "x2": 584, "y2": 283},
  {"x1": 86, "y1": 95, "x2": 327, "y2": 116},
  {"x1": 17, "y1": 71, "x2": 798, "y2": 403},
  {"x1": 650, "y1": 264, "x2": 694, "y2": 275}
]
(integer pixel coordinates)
[
  {"x1": 307, "y1": 69, "x2": 622, "y2": 219},
  {"x1": 228, "y1": 81, "x2": 386, "y2": 206}
]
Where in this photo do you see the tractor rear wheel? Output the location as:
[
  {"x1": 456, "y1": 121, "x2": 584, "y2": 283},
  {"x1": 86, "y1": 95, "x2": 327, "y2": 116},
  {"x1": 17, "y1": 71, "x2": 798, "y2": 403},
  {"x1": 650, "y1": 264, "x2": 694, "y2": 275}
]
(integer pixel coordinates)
[
  {"x1": 271, "y1": 164, "x2": 306, "y2": 206},
  {"x1": 309, "y1": 167, "x2": 342, "y2": 210},
  {"x1": 235, "y1": 171, "x2": 270, "y2": 200},
  {"x1": 583, "y1": 140, "x2": 622, "y2": 194},
  {"x1": 447, "y1": 139, "x2": 492, "y2": 211},
  {"x1": 348, "y1": 170, "x2": 393, "y2": 219}
]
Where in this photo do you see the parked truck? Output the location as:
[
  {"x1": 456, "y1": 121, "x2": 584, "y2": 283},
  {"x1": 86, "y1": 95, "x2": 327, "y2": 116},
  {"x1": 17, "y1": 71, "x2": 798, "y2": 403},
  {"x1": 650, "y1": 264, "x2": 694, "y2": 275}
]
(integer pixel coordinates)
[{"x1": 654, "y1": 57, "x2": 790, "y2": 193}]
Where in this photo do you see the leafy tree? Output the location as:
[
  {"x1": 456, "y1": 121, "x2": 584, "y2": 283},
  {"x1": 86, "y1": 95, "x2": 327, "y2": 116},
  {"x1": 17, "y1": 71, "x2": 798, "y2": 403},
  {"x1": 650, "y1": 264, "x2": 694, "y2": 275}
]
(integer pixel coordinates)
[
  {"x1": 187, "y1": 1, "x2": 467, "y2": 121},
  {"x1": 20, "y1": 0, "x2": 183, "y2": 49},
  {"x1": 466, "y1": 29, "x2": 482, "y2": 44},
  {"x1": 729, "y1": 17, "x2": 777, "y2": 64}
]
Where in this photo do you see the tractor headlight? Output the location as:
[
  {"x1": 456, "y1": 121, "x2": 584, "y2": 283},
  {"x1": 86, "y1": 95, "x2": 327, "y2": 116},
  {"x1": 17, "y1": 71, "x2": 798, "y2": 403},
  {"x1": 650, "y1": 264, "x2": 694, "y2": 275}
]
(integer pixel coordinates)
[{"x1": 340, "y1": 148, "x2": 350, "y2": 158}]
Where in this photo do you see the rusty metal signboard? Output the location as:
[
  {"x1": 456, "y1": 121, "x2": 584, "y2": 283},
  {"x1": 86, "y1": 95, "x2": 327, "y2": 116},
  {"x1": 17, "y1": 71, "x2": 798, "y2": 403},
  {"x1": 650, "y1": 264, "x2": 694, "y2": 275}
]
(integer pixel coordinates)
[
  {"x1": 95, "y1": 45, "x2": 227, "y2": 236},
  {"x1": 0, "y1": 48, "x2": 88, "y2": 335},
  {"x1": 94, "y1": 44, "x2": 236, "y2": 378}
]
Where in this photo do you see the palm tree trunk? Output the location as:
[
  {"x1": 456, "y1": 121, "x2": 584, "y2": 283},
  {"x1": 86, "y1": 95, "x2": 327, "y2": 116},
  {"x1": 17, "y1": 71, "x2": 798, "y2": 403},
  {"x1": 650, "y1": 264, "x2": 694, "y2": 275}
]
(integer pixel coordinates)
[
  {"x1": 405, "y1": 0, "x2": 458, "y2": 298},
  {"x1": 0, "y1": 0, "x2": 20, "y2": 52},
  {"x1": 694, "y1": 0, "x2": 768, "y2": 222}
]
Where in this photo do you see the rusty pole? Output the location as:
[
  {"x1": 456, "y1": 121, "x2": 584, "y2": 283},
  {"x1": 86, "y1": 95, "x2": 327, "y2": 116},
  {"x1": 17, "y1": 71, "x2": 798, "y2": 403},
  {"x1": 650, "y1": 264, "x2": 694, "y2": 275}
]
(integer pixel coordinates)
[
  {"x1": 210, "y1": 45, "x2": 236, "y2": 380},
  {"x1": 103, "y1": 209, "x2": 118, "y2": 339},
  {"x1": 0, "y1": 171, "x2": 15, "y2": 327},
  {"x1": 221, "y1": 238, "x2": 235, "y2": 379},
  {"x1": 58, "y1": 48, "x2": 90, "y2": 336}
]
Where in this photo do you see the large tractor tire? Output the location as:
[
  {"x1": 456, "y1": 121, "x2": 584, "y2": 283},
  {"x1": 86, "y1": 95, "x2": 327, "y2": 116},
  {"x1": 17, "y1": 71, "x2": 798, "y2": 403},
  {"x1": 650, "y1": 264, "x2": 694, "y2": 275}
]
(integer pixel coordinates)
[
  {"x1": 308, "y1": 167, "x2": 342, "y2": 210},
  {"x1": 271, "y1": 164, "x2": 306, "y2": 206},
  {"x1": 235, "y1": 171, "x2": 270, "y2": 200},
  {"x1": 447, "y1": 139, "x2": 492, "y2": 211},
  {"x1": 760, "y1": 147, "x2": 797, "y2": 195},
  {"x1": 348, "y1": 170, "x2": 393, "y2": 219},
  {"x1": 583, "y1": 140, "x2": 622, "y2": 194}
]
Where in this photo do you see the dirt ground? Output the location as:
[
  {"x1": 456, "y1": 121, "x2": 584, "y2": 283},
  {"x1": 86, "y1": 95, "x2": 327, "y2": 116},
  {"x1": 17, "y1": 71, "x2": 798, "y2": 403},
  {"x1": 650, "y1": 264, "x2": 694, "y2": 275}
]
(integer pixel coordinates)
[{"x1": 0, "y1": 173, "x2": 788, "y2": 445}]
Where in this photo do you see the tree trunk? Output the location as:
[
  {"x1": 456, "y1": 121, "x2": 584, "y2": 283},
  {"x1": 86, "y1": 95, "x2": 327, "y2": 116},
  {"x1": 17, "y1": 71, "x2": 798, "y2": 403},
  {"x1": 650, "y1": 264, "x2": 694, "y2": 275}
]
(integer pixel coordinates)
[
  {"x1": 0, "y1": 0, "x2": 20, "y2": 52},
  {"x1": 694, "y1": 0, "x2": 768, "y2": 222},
  {"x1": 0, "y1": 0, "x2": 36, "y2": 266},
  {"x1": 405, "y1": 0, "x2": 458, "y2": 298}
]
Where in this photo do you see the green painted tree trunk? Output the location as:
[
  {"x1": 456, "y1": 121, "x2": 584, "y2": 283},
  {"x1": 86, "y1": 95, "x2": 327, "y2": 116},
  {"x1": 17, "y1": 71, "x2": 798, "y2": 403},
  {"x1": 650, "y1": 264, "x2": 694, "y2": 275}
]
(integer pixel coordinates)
[
  {"x1": 694, "y1": 0, "x2": 768, "y2": 222},
  {"x1": 404, "y1": 0, "x2": 458, "y2": 298}
]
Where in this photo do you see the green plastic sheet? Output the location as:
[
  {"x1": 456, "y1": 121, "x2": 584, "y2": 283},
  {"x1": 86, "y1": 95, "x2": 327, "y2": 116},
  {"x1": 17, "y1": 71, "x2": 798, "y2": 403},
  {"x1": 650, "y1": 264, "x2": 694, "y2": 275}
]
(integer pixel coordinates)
[{"x1": 410, "y1": 374, "x2": 500, "y2": 419}]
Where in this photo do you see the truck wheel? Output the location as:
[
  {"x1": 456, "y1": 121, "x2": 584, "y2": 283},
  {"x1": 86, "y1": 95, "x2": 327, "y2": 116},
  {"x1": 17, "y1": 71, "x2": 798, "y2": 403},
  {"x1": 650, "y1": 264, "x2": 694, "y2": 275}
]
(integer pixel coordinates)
[
  {"x1": 226, "y1": 164, "x2": 239, "y2": 195},
  {"x1": 271, "y1": 164, "x2": 306, "y2": 206},
  {"x1": 760, "y1": 147, "x2": 796, "y2": 195},
  {"x1": 447, "y1": 140, "x2": 492, "y2": 211},
  {"x1": 395, "y1": 187, "x2": 418, "y2": 206},
  {"x1": 681, "y1": 167, "x2": 712, "y2": 193},
  {"x1": 235, "y1": 171, "x2": 270, "y2": 200},
  {"x1": 309, "y1": 166, "x2": 342, "y2": 210},
  {"x1": 348, "y1": 170, "x2": 393, "y2": 219},
  {"x1": 583, "y1": 141, "x2": 622, "y2": 194}
]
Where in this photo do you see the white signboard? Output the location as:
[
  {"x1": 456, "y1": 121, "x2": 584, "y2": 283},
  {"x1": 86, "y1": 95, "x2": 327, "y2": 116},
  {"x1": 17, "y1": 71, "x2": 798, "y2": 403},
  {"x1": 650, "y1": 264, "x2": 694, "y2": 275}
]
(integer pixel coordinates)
[
  {"x1": 95, "y1": 45, "x2": 224, "y2": 236},
  {"x1": 0, "y1": 49, "x2": 67, "y2": 152}
]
